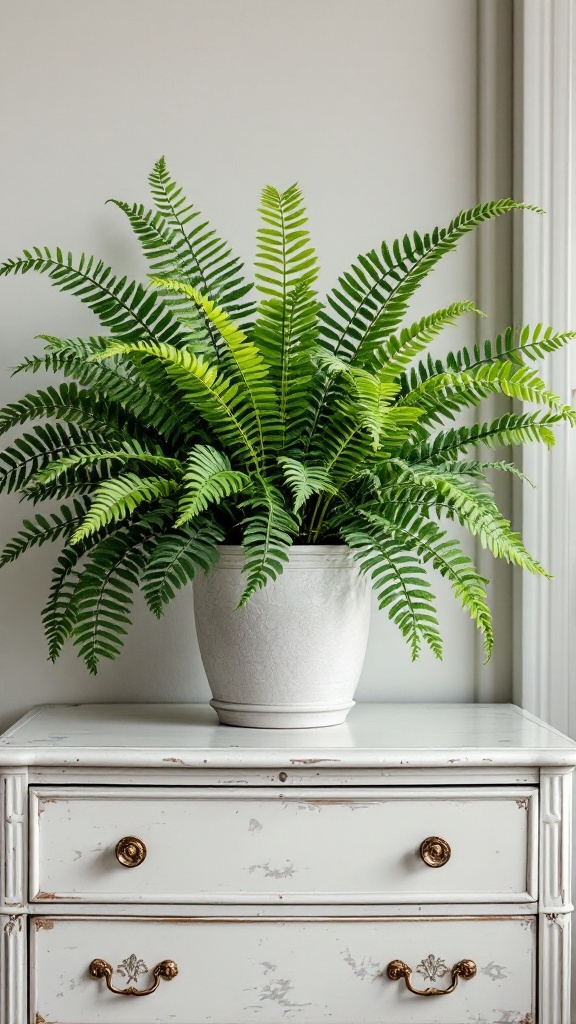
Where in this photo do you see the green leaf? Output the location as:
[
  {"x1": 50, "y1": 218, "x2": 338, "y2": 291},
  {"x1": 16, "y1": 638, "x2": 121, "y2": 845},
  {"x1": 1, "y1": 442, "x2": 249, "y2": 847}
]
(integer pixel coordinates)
[
  {"x1": 445, "y1": 324, "x2": 576, "y2": 371},
  {"x1": 343, "y1": 522, "x2": 443, "y2": 660},
  {"x1": 0, "y1": 500, "x2": 89, "y2": 567},
  {"x1": 71, "y1": 474, "x2": 178, "y2": 543},
  {"x1": 357, "y1": 507, "x2": 494, "y2": 658},
  {"x1": 149, "y1": 277, "x2": 282, "y2": 456},
  {"x1": 0, "y1": 423, "x2": 108, "y2": 495},
  {"x1": 147, "y1": 157, "x2": 254, "y2": 330},
  {"x1": 33, "y1": 440, "x2": 183, "y2": 488},
  {"x1": 239, "y1": 481, "x2": 298, "y2": 604},
  {"x1": 0, "y1": 249, "x2": 185, "y2": 348},
  {"x1": 253, "y1": 184, "x2": 320, "y2": 443},
  {"x1": 383, "y1": 463, "x2": 549, "y2": 575},
  {"x1": 278, "y1": 457, "x2": 336, "y2": 513},
  {"x1": 358, "y1": 301, "x2": 483, "y2": 376},
  {"x1": 404, "y1": 413, "x2": 562, "y2": 462},
  {"x1": 319, "y1": 200, "x2": 539, "y2": 362},
  {"x1": 92, "y1": 339, "x2": 264, "y2": 469},
  {"x1": 176, "y1": 445, "x2": 247, "y2": 525},
  {"x1": 141, "y1": 518, "x2": 224, "y2": 617},
  {"x1": 400, "y1": 361, "x2": 576, "y2": 425},
  {"x1": 70, "y1": 528, "x2": 153, "y2": 673}
]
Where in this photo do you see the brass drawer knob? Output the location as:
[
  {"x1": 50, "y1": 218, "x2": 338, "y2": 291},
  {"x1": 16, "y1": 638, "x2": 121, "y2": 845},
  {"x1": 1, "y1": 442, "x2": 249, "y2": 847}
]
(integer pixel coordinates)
[
  {"x1": 115, "y1": 836, "x2": 147, "y2": 868},
  {"x1": 419, "y1": 836, "x2": 451, "y2": 867},
  {"x1": 89, "y1": 958, "x2": 178, "y2": 995},
  {"x1": 387, "y1": 958, "x2": 476, "y2": 996}
]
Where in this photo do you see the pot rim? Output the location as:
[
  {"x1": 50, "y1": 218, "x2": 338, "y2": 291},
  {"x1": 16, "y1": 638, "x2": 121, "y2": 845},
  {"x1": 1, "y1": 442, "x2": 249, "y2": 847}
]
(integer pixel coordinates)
[{"x1": 212, "y1": 543, "x2": 360, "y2": 570}]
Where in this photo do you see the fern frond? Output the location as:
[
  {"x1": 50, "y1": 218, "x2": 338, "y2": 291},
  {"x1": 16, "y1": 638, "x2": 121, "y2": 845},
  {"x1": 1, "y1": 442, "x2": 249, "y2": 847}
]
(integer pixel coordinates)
[
  {"x1": 0, "y1": 249, "x2": 185, "y2": 347},
  {"x1": 239, "y1": 481, "x2": 298, "y2": 604},
  {"x1": 175, "y1": 445, "x2": 247, "y2": 525},
  {"x1": 92, "y1": 340, "x2": 263, "y2": 468},
  {"x1": 148, "y1": 157, "x2": 254, "y2": 329},
  {"x1": 141, "y1": 518, "x2": 224, "y2": 616},
  {"x1": 0, "y1": 500, "x2": 89, "y2": 566},
  {"x1": 106, "y1": 200, "x2": 211, "y2": 349},
  {"x1": 71, "y1": 474, "x2": 178, "y2": 543},
  {"x1": 42, "y1": 544, "x2": 85, "y2": 660},
  {"x1": 0, "y1": 382, "x2": 144, "y2": 442},
  {"x1": 320, "y1": 200, "x2": 538, "y2": 363},
  {"x1": 278, "y1": 457, "x2": 336, "y2": 513},
  {"x1": 253, "y1": 184, "x2": 320, "y2": 443},
  {"x1": 359, "y1": 301, "x2": 482, "y2": 376},
  {"x1": 70, "y1": 528, "x2": 153, "y2": 673},
  {"x1": 22, "y1": 335, "x2": 194, "y2": 444},
  {"x1": 404, "y1": 412, "x2": 562, "y2": 463},
  {"x1": 149, "y1": 277, "x2": 282, "y2": 455},
  {"x1": 342, "y1": 522, "x2": 443, "y2": 659},
  {"x1": 400, "y1": 361, "x2": 576, "y2": 425},
  {"x1": 445, "y1": 324, "x2": 576, "y2": 372},
  {"x1": 358, "y1": 507, "x2": 494, "y2": 657},
  {"x1": 384, "y1": 465, "x2": 548, "y2": 574},
  {"x1": 33, "y1": 440, "x2": 183, "y2": 487},
  {"x1": 0, "y1": 423, "x2": 108, "y2": 495}
]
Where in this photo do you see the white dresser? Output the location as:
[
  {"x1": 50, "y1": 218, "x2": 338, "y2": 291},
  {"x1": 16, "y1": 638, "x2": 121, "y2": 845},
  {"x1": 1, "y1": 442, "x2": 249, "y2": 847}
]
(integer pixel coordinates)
[{"x1": 1, "y1": 702, "x2": 575, "y2": 1024}]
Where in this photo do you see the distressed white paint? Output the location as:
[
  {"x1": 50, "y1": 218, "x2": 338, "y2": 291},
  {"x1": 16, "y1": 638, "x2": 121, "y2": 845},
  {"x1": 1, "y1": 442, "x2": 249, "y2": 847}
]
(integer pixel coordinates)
[
  {"x1": 29, "y1": 785, "x2": 537, "y2": 905},
  {"x1": 0, "y1": 702, "x2": 574, "y2": 1020},
  {"x1": 541, "y1": 912, "x2": 572, "y2": 1024},
  {"x1": 0, "y1": 915, "x2": 26, "y2": 1024},
  {"x1": 1, "y1": 702, "x2": 575, "y2": 769},
  {"x1": 0, "y1": 771, "x2": 27, "y2": 909},
  {"x1": 540, "y1": 770, "x2": 574, "y2": 913},
  {"x1": 30, "y1": 915, "x2": 536, "y2": 1024}
]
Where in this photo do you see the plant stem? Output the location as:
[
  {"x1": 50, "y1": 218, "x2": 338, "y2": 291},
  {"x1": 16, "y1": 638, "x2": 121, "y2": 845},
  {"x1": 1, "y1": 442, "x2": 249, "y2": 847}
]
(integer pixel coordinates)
[{"x1": 309, "y1": 495, "x2": 333, "y2": 544}]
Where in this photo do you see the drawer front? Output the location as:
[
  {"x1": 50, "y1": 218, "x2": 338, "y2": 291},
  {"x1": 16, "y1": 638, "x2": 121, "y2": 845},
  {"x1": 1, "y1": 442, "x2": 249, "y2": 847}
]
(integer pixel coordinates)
[
  {"x1": 30, "y1": 915, "x2": 536, "y2": 1024},
  {"x1": 30, "y1": 786, "x2": 538, "y2": 904}
]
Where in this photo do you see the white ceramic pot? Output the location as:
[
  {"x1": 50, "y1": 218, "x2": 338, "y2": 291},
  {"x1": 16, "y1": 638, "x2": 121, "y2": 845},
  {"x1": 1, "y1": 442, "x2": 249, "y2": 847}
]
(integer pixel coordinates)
[{"x1": 193, "y1": 545, "x2": 371, "y2": 729}]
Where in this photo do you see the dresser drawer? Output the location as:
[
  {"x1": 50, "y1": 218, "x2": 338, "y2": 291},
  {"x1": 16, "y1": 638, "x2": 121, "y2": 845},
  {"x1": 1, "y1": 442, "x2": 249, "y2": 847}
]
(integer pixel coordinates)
[
  {"x1": 30, "y1": 785, "x2": 537, "y2": 904},
  {"x1": 30, "y1": 914, "x2": 536, "y2": 1024}
]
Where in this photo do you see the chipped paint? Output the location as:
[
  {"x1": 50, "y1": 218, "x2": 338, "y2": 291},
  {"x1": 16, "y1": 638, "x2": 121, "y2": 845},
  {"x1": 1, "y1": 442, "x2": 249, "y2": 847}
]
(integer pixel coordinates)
[
  {"x1": 255, "y1": 977, "x2": 311, "y2": 1010},
  {"x1": 36, "y1": 1015, "x2": 48, "y2": 1024},
  {"x1": 289, "y1": 758, "x2": 340, "y2": 765},
  {"x1": 249, "y1": 861, "x2": 295, "y2": 879},
  {"x1": 260, "y1": 961, "x2": 278, "y2": 974},
  {"x1": 163, "y1": 757, "x2": 186, "y2": 765},
  {"x1": 341, "y1": 947, "x2": 380, "y2": 980},
  {"x1": 3, "y1": 915, "x2": 21, "y2": 935},
  {"x1": 34, "y1": 892, "x2": 59, "y2": 900},
  {"x1": 289, "y1": 799, "x2": 372, "y2": 809},
  {"x1": 480, "y1": 960, "x2": 509, "y2": 981},
  {"x1": 34, "y1": 918, "x2": 54, "y2": 930},
  {"x1": 493, "y1": 1014, "x2": 533, "y2": 1024},
  {"x1": 515, "y1": 798, "x2": 529, "y2": 810}
]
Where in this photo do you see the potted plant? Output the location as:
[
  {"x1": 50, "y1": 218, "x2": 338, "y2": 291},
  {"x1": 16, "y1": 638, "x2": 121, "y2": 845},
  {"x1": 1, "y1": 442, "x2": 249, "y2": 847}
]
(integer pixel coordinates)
[{"x1": 0, "y1": 159, "x2": 574, "y2": 727}]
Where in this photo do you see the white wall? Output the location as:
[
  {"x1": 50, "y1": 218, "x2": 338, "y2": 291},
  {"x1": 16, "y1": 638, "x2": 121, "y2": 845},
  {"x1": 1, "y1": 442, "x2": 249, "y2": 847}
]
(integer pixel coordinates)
[{"x1": 0, "y1": 0, "x2": 515, "y2": 733}]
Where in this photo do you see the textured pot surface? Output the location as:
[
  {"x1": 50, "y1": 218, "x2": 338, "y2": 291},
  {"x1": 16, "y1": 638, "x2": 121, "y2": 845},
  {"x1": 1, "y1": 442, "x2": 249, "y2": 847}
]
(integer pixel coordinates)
[{"x1": 193, "y1": 546, "x2": 371, "y2": 728}]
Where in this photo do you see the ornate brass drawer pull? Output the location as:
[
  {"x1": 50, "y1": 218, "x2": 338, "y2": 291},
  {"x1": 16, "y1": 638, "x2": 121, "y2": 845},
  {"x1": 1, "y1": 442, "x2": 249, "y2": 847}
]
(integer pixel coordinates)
[
  {"x1": 89, "y1": 958, "x2": 178, "y2": 995},
  {"x1": 115, "y1": 836, "x2": 147, "y2": 867},
  {"x1": 387, "y1": 958, "x2": 476, "y2": 996},
  {"x1": 419, "y1": 836, "x2": 451, "y2": 867}
]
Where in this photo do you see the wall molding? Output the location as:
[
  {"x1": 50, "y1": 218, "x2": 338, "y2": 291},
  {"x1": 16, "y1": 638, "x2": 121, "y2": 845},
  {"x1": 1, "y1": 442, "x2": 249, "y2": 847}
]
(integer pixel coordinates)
[{"x1": 512, "y1": 0, "x2": 575, "y2": 730}]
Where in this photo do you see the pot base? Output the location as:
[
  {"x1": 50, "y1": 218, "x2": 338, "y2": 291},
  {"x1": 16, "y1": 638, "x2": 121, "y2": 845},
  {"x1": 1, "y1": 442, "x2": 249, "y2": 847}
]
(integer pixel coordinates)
[{"x1": 210, "y1": 699, "x2": 355, "y2": 730}]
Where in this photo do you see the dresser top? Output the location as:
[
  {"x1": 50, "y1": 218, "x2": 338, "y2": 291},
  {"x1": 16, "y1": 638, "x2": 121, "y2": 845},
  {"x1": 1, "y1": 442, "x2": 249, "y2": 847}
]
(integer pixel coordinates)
[{"x1": 0, "y1": 702, "x2": 575, "y2": 769}]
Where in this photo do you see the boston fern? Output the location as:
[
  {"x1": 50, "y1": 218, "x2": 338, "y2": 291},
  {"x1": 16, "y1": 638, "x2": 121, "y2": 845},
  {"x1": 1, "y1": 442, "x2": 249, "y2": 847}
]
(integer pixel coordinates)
[{"x1": 1, "y1": 159, "x2": 575, "y2": 673}]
